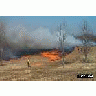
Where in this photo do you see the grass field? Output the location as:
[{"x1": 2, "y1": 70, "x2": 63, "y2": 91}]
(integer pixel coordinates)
[{"x1": 0, "y1": 47, "x2": 96, "y2": 81}]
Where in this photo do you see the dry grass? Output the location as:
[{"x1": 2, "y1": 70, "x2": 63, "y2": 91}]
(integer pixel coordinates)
[{"x1": 0, "y1": 47, "x2": 96, "y2": 81}]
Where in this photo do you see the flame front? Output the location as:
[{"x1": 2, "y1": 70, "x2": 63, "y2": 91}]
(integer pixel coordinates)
[{"x1": 41, "y1": 50, "x2": 62, "y2": 61}]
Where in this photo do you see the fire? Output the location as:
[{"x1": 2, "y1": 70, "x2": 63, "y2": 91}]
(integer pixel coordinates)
[{"x1": 41, "y1": 49, "x2": 62, "y2": 61}]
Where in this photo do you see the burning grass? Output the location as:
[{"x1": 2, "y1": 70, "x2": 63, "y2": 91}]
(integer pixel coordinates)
[
  {"x1": 41, "y1": 47, "x2": 81, "y2": 63},
  {"x1": 41, "y1": 50, "x2": 62, "y2": 61},
  {"x1": 0, "y1": 46, "x2": 96, "y2": 81}
]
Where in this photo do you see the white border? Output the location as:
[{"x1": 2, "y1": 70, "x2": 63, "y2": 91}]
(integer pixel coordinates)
[
  {"x1": 0, "y1": 0, "x2": 96, "y2": 16},
  {"x1": 0, "y1": 0, "x2": 96, "y2": 96}
]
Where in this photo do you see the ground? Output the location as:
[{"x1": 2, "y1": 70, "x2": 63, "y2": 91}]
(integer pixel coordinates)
[{"x1": 0, "y1": 53, "x2": 96, "y2": 81}]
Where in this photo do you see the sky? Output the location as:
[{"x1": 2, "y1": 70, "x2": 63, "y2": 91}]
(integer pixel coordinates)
[
  {"x1": 1, "y1": 16, "x2": 96, "y2": 48},
  {"x1": 5, "y1": 16, "x2": 96, "y2": 36},
  {"x1": 4, "y1": 16, "x2": 96, "y2": 29}
]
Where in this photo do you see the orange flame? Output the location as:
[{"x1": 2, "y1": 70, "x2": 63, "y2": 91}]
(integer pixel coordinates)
[{"x1": 41, "y1": 49, "x2": 62, "y2": 61}]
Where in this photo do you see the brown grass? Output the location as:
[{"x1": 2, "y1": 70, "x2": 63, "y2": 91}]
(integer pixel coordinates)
[{"x1": 0, "y1": 47, "x2": 96, "y2": 81}]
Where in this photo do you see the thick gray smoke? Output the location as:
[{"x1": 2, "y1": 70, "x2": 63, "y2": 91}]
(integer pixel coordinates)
[
  {"x1": 0, "y1": 22, "x2": 81, "y2": 60},
  {"x1": 6, "y1": 24, "x2": 59, "y2": 49},
  {"x1": 6, "y1": 24, "x2": 81, "y2": 49}
]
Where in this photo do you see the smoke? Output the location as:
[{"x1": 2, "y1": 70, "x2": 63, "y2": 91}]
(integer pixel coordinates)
[
  {"x1": 6, "y1": 24, "x2": 59, "y2": 49},
  {"x1": 0, "y1": 16, "x2": 85, "y2": 61},
  {"x1": 65, "y1": 35, "x2": 82, "y2": 46},
  {"x1": 0, "y1": 22, "x2": 83, "y2": 60},
  {"x1": 6, "y1": 24, "x2": 82, "y2": 49}
]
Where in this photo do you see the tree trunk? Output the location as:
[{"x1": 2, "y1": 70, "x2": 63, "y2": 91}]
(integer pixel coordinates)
[
  {"x1": 62, "y1": 43, "x2": 64, "y2": 68},
  {"x1": 62, "y1": 55, "x2": 64, "y2": 68},
  {"x1": 85, "y1": 54, "x2": 87, "y2": 62},
  {"x1": 0, "y1": 48, "x2": 3, "y2": 66},
  {"x1": 84, "y1": 46, "x2": 88, "y2": 62}
]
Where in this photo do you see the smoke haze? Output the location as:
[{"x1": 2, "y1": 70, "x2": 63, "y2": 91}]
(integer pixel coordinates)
[
  {"x1": 6, "y1": 24, "x2": 81, "y2": 49},
  {"x1": 0, "y1": 16, "x2": 87, "y2": 60}
]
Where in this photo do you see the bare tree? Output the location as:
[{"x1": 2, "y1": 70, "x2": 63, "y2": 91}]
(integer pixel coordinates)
[
  {"x1": 0, "y1": 22, "x2": 5, "y2": 65},
  {"x1": 57, "y1": 22, "x2": 67, "y2": 68},
  {"x1": 74, "y1": 20, "x2": 95, "y2": 62}
]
